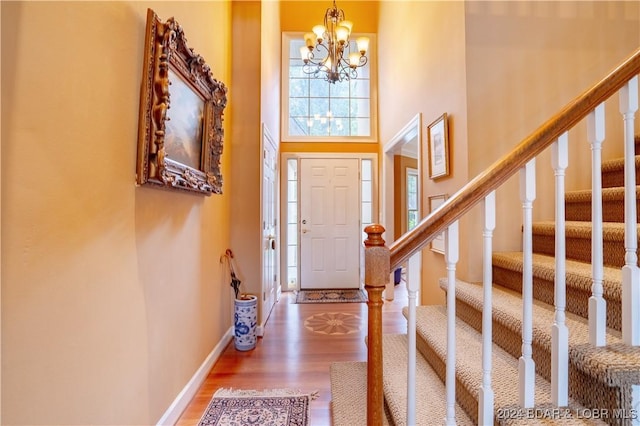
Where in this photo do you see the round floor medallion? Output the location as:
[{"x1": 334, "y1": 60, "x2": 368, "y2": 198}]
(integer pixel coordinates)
[{"x1": 304, "y1": 312, "x2": 362, "y2": 335}]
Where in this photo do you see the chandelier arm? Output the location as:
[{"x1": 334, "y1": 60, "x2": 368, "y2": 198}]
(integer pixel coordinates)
[{"x1": 302, "y1": 0, "x2": 367, "y2": 84}]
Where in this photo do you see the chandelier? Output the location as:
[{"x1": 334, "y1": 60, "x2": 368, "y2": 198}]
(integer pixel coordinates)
[{"x1": 300, "y1": 0, "x2": 369, "y2": 84}]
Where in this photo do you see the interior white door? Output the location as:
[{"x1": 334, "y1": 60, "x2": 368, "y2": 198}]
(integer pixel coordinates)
[
  {"x1": 262, "y1": 133, "x2": 278, "y2": 326},
  {"x1": 300, "y1": 158, "x2": 360, "y2": 289}
]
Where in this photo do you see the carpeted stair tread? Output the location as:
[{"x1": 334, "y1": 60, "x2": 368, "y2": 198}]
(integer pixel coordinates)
[
  {"x1": 565, "y1": 186, "x2": 640, "y2": 222},
  {"x1": 532, "y1": 221, "x2": 635, "y2": 240},
  {"x1": 330, "y1": 361, "x2": 392, "y2": 425},
  {"x1": 601, "y1": 155, "x2": 640, "y2": 174},
  {"x1": 493, "y1": 252, "x2": 622, "y2": 302},
  {"x1": 565, "y1": 186, "x2": 638, "y2": 203},
  {"x1": 381, "y1": 333, "x2": 473, "y2": 425},
  {"x1": 449, "y1": 279, "x2": 640, "y2": 385},
  {"x1": 532, "y1": 221, "x2": 638, "y2": 268},
  {"x1": 412, "y1": 305, "x2": 604, "y2": 425}
]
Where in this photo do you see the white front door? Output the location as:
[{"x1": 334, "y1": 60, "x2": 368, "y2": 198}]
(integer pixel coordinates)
[
  {"x1": 262, "y1": 130, "x2": 278, "y2": 326},
  {"x1": 300, "y1": 158, "x2": 360, "y2": 289}
]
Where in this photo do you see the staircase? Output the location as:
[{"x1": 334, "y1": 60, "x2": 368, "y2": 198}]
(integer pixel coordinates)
[
  {"x1": 331, "y1": 146, "x2": 640, "y2": 426},
  {"x1": 330, "y1": 48, "x2": 640, "y2": 425}
]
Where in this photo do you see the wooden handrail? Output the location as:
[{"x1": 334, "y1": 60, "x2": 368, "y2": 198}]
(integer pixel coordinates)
[{"x1": 389, "y1": 47, "x2": 640, "y2": 270}]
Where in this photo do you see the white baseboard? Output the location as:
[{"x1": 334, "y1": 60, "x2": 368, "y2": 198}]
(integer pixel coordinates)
[{"x1": 156, "y1": 326, "x2": 234, "y2": 426}]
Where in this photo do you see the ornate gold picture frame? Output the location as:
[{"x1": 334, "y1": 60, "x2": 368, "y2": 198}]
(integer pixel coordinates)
[{"x1": 136, "y1": 9, "x2": 227, "y2": 195}]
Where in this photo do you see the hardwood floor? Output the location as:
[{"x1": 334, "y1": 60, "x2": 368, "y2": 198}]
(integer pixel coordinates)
[{"x1": 176, "y1": 283, "x2": 408, "y2": 425}]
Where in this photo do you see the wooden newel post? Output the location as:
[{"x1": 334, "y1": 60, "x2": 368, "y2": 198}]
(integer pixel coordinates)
[{"x1": 364, "y1": 224, "x2": 389, "y2": 425}]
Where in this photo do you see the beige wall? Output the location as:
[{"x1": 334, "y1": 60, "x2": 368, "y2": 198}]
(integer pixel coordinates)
[
  {"x1": 378, "y1": 1, "x2": 638, "y2": 304},
  {"x1": 378, "y1": 1, "x2": 468, "y2": 305},
  {"x1": 230, "y1": 1, "x2": 262, "y2": 309},
  {"x1": 1, "y1": 2, "x2": 232, "y2": 424},
  {"x1": 229, "y1": 0, "x2": 282, "y2": 324},
  {"x1": 464, "y1": 1, "x2": 640, "y2": 278}
]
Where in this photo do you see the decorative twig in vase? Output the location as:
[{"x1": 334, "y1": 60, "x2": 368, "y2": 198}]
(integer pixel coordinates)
[{"x1": 222, "y1": 249, "x2": 242, "y2": 299}]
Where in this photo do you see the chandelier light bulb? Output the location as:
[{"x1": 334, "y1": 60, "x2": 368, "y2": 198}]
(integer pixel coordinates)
[
  {"x1": 335, "y1": 25, "x2": 349, "y2": 44},
  {"x1": 313, "y1": 25, "x2": 326, "y2": 42},
  {"x1": 349, "y1": 52, "x2": 360, "y2": 68},
  {"x1": 340, "y1": 20, "x2": 353, "y2": 33},
  {"x1": 304, "y1": 32, "x2": 316, "y2": 49},
  {"x1": 300, "y1": 46, "x2": 310, "y2": 62},
  {"x1": 356, "y1": 37, "x2": 369, "y2": 55}
]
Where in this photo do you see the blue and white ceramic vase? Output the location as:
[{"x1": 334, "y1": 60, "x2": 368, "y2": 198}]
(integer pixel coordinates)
[{"x1": 234, "y1": 294, "x2": 257, "y2": 351}]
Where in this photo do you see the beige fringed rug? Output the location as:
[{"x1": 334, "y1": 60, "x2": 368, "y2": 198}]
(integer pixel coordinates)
[
  {"x1": 295, "y1": 289, "x2": 367, "y2": 304},
  {"x1": 197, "y1": 388, "x2": 318, "y2": 426}
]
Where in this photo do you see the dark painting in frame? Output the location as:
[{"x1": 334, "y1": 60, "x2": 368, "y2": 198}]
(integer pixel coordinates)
[{"x1": 136, "y1": 8, "x2": 227, "y2": 195}]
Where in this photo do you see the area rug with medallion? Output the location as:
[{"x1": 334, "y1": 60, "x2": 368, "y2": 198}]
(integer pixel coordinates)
[
  {"x1": 295, "y1": 288, "x2": 367, "y2": 304},
  {"x1": 197, "y1": 388, "x2": 318, "y2": 426}
]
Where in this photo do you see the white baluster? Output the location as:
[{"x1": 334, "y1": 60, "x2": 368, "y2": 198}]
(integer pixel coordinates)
[
  {"x1": 406, "y1": 253, "x2": 419, "y2": 425},
  {"x1": 588, "y1": 103, "x2": 607, "y2": 347},
  {"x1": 620, "y1": 76, "x2": 640, "y2": 346},
  {"x1": 445, "y1": 221, "x2": 459, "y2": 426},
  {"x1": 551, "y1": 133, "x2": 569, "y2": 406},
  {"x1": 479, "y1": 191, "x2": 496, "y2": 425},
  {"x1": 519, "y1": 159, "x2": 536, "y2": 408}
]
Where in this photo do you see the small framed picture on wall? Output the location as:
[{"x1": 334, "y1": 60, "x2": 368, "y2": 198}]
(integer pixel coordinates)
[{"x1": 427, "y1": 113, "x2": 450, "y2": 180}]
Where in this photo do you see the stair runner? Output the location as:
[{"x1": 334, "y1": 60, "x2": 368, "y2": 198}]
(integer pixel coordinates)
[{"x1": 331, "y1": 144, "x2": 640, "y2": 425}]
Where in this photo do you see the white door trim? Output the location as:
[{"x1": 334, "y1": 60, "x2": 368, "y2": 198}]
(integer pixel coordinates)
[
  {"x1": 258, "y1": 124, "x2": 280, "y2": 336},
  {"x1": 382, "y1": 113, "x2": 422, "y2": 300},
  {"x1": 280, "y1": 152, "x2": 378, "y2": 293}
]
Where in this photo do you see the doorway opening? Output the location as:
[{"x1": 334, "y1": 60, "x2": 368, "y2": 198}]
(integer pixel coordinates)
[{"x1": 281, "y1": 153, "x2": 378, "y2": 292}]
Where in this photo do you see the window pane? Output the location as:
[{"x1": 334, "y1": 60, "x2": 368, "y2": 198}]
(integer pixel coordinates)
[
  {"x1": 310, "y1": 119, "x2": 330, "y2": 136},
  {"x1": 287, "y1": 223, "x2": 298, "y2": 244},
  {"x1": 361, "y1": 159, "x2": 372, "y2": 180},
  {"x1": 289, "y1": 59, "x2": 306, "y2": 79},
  {"x1": 351, "y1": 98, "x2": 370, "y2": 118},
  {"x1": 290, "y1": 38, "x2": 305, "y2": 57},
  {"x1": 351, "y1": 118, "x2": 370, "y2": 136},
  {"x1": 310, "y1": 98, "x2": 330, "y2": 117},
  {"x1": 350, "y1": 79, "x2": 370, "y2": 98},
  {"x1": 309, "y1": 79, "x2": 330, "y2": 97},
  {"x1": 408, "y1": 210, "x2": 418, "y2": 231},
  {"x1": 289, "y1": 97, "x2": 309, "y2": 117},
  {"x1": 331, "y1": 98, "x2": 349, "y2": 118},
  {"x1": 330, "y1": 80, "x2": 350, "y2": 98},
  {"x1": 288, "y1": 202, "x2": 298, "y2": 223},
  {"x1": 362, "y1": 202, "x2": 372, "y2": 224},
  {"x1": 330, "y1": 120, "x2": 349, "y2": 136},
  {"x1": 288, "y1": 181, "x2": 297, "y2": 202},
  {"x1": 289, "y1": 117, "x2": 309, "y2": 136},
  {"x1": 285, "y1": 35, "x2": 373, "y2": 139},
  {"x1": 287, "y1": 158, "x2": 298, "y2": 180},
  {"x1": 290, "y1": 78, "x2": 309, "y2": 97},
  {"x1": 361, "y1": 181, "x2": 372, "y2": 202},
  {"x1": 288, "y1": 245, "x2": 298, "y2": 265},
  {"x1": 287, "y1": 267, "x2": 297, "y2": 288}
]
